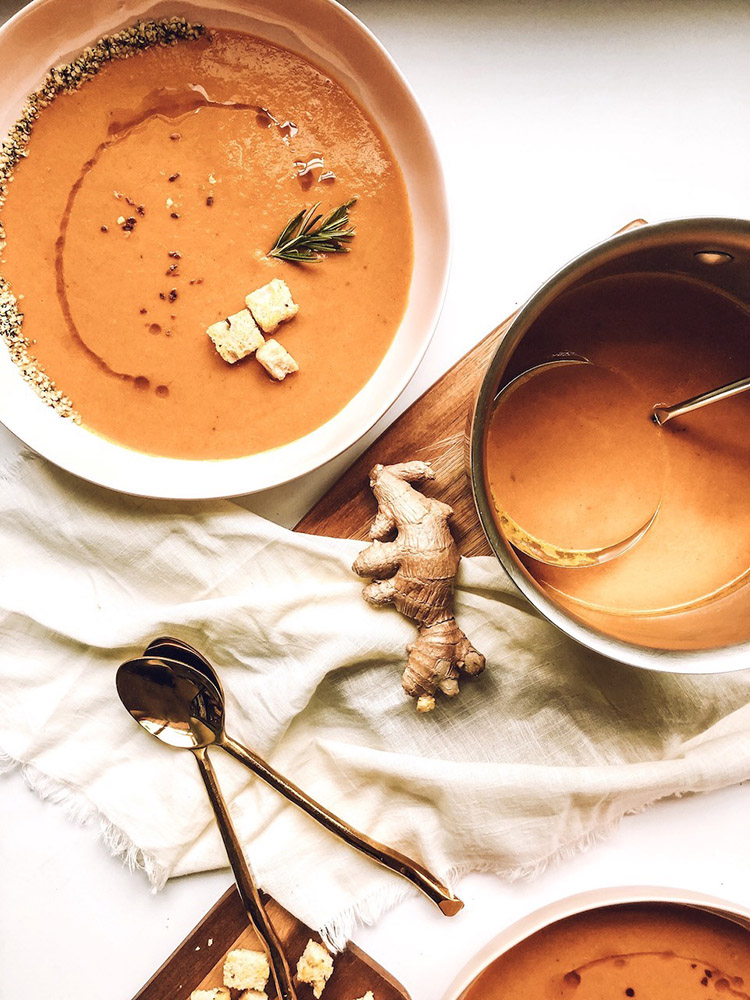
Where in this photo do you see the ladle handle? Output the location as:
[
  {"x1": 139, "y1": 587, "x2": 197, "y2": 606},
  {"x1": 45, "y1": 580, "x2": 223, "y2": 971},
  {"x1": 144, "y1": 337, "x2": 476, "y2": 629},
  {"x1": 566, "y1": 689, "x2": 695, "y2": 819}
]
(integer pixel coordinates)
[
  {"x1": 221, "y1": 734, "x2": 463, "y2": 917},
  {"x1": 192, "y1": 746, "x2": 298, "y2": 1000},
  {"x1": 653, "y1": 375, "x2": 750, "y2": 425}
]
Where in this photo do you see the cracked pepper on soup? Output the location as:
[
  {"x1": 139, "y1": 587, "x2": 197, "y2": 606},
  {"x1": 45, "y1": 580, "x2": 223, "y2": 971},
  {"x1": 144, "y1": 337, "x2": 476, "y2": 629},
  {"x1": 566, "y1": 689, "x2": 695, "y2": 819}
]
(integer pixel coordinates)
[{"x1": 0, "y1": 18, "x2": 413, "y2": 459}]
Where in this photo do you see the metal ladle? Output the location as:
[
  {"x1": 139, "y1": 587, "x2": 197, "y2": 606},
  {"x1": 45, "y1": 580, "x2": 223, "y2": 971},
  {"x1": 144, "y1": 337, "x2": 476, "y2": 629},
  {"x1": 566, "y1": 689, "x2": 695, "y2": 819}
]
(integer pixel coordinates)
[
  {"x1": 490, "y1": 357, "x2": 664, "y2": 568},
  {"x1": 651, "y1": 375, "x2": 750, "y2": 426},
  {"x1": 115, "y1": 655, "x2": 298, "y2": 1000},
  {"x1": 135, "y1": 637, "x2": 463, "y2": 916},
  {"x1": 493, "y1": 360, "x2": 750, "y2": 569}
]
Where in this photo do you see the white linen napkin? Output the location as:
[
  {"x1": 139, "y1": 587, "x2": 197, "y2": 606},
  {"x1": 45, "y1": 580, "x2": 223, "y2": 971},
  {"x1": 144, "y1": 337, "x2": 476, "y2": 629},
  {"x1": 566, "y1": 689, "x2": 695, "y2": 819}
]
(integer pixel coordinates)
[{"x1": 2, "y1": 450, "x2": 750, "y2": 947}]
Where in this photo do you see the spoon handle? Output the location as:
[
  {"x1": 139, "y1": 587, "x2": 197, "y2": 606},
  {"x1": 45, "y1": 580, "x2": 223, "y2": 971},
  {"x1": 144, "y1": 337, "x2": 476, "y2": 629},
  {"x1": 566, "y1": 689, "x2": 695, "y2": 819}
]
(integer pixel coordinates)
[
  {"x1": 221, "y1": 734, "x2": 463, "y2": 916},
  {"x1": 192, "y1": 746, "x2": 298, "y2": 1000}
]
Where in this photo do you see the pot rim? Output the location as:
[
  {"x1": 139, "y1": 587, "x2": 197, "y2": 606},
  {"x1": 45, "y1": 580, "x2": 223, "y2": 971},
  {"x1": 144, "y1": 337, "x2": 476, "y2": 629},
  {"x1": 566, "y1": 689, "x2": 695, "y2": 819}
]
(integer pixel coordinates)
[{"x1": 469, "y1": 216, "x2": 750, "y2": 673}]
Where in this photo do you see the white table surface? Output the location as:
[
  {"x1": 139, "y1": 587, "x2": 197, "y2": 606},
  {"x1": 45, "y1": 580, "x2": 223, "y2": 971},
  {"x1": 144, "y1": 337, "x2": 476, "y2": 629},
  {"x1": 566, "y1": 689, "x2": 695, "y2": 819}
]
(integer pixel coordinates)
[{"x1": 2, "y1": 1, "x2": 750, "y2": 997}]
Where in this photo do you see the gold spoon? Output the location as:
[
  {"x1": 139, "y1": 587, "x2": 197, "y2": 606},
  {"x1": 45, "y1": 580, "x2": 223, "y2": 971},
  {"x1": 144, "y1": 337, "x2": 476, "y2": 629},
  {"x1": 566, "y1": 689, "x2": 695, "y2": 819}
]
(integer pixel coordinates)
[
  {"x1": 651, "y1": 375, "x2": 750, "y2": 426},
  {"x1": 138, "y1": 638, "x2": 464, "y2": 916},
  {"x1": 116, "y1": 656, "x2": 298, "y2": 1000}
]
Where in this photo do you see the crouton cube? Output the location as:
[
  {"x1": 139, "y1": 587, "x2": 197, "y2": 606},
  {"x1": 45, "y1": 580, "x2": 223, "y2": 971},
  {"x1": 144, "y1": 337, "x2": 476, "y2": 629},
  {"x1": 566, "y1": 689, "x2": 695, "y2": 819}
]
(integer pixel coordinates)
[
  {"x1": 256, "y1": 338, "x2": 299, "y2": 381},
  {"x1": 223, "y1": 948, "x2": 270, "y2": 991},
  {"x1": 296, "y1": 939, "x2": 334, "y2": 998},
  {"x1": 190, "y1": 990, "x2": 230, "y2": 1000},
  {"x1": 237, "y1": 992, "x2": 267, "y2": 1000},
  {"x1": 207, "y1": 309, "x2": 264, "y2": 364},
  {"x1": 245, "y1": 278, "x2": 298, "y2": 333}
]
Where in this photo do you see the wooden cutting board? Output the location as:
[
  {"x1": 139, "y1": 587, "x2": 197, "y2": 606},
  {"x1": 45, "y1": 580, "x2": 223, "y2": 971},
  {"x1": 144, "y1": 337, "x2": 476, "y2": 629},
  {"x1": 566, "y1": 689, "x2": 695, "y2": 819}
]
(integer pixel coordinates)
[
  {"x1": 297, "y1": 219, "x2": 645, "y2": 553},
  {"x1": 133, "y1": 311, "x2": 515, "y2": 1000},
  {"x1": 134, "y1": 890, "x2": 412, "y2": 999},
  {"x1": 296, "y1": 316, "x2": 515, "y2": 556}
]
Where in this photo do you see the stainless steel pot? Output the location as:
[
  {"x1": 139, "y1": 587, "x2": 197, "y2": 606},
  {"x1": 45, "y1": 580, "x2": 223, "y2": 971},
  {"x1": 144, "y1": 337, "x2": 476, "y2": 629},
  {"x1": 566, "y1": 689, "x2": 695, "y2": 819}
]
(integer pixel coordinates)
[{"x1": 469, "y1": 217, "x2": 750, "y2": 672}]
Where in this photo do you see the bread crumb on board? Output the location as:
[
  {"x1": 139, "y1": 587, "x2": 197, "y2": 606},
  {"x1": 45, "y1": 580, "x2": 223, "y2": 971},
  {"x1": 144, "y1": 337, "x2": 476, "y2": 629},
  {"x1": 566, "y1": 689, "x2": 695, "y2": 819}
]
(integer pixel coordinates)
[
  {"x1": 245, "y1": 277, "x2": 298, "y2": 333},
  {"x1": 207, "y1": 308, "x2": 264, "y2": 364},
  {"x1": 256, "y1": 338, "x2": 299, "y2": 381},
  {"x1": 296, "y1": 938, "x2": 334, "y2": 998},
  {"x1": 222, "y1": 948, "x2": 271, "y2": 991},
  {"x1": 191, "y1": 939, "x2": 373, "y2": 1000}
]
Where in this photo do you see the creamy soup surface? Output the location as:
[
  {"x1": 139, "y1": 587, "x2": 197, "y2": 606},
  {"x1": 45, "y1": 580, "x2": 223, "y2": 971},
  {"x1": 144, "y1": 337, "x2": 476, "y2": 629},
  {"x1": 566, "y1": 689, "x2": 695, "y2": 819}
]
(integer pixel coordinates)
[
  {"x1": 485, "y1": 275, "x2": 750, "y2": 616},
  {"x1": 462, "y1": 904, "x2": 750, "y2": 1000},
  {"x1": 0, "y1": 28, "x2": 413, "y2": 458},
  {"x1": 487, "y1": 360, "x2": 665, "y2": 563}
]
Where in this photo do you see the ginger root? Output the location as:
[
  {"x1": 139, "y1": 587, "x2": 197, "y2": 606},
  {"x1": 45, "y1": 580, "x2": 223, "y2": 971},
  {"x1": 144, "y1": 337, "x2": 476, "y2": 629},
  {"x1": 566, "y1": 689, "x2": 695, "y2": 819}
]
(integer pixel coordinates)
[{"x1": 352, "y1": 461, "x2": 485, "y2": 710}]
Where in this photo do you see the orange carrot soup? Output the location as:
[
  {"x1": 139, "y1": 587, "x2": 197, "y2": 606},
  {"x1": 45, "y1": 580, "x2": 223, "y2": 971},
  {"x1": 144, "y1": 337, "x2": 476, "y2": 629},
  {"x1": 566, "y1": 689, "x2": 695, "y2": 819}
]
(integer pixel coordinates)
[
  {"x1": 485, "y1": 274, "x2": 750, "y2": 616},
  {"x1": 0, "y1": 18, "x2": 413, "y2": 459},
  {"x1": 462, "y1": 904, "x2": 750, "y2": 1000}
]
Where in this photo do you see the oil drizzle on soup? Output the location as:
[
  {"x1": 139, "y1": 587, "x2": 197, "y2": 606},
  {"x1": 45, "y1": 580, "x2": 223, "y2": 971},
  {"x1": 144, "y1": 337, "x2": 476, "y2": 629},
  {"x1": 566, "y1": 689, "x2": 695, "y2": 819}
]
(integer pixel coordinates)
[{"x1": 0, "y1": 29, "x2": 414, "y2": 458}]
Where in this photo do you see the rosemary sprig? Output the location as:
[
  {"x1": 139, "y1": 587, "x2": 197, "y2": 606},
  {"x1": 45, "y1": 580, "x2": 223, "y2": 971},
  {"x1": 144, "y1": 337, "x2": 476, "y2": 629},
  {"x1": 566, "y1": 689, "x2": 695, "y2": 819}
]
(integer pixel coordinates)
[{"x1": 268, "y1": 198, "x2": 357, "y2": 263}]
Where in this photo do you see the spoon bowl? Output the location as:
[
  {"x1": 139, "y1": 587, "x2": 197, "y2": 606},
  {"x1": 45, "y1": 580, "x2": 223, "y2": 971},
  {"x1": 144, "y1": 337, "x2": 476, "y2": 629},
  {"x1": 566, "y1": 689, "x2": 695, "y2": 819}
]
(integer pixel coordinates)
[
  {"x1": 144, "y1": 636, "x2": 223, "y2": 693},
  {"x1": 116, "y1": 656, "x2": 224, "y2": 750}
]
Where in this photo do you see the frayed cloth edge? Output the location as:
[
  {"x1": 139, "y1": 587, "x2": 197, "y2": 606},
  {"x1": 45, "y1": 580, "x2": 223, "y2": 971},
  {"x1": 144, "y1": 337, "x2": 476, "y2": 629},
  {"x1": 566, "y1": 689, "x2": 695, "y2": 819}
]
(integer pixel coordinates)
[
  {"x1": 0, "y1": 742, "x2": 695, "y2": 952},
  {"x1": 318, "y1": 795, "x2": 669, "y2": 951}
]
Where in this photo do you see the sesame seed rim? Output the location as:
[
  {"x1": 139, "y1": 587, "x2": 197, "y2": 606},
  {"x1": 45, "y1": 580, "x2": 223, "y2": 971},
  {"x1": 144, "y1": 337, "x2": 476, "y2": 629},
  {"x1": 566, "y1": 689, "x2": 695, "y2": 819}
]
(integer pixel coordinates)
[{"x1": 0, "y1": 16, "x2": 204, "y2": 421}]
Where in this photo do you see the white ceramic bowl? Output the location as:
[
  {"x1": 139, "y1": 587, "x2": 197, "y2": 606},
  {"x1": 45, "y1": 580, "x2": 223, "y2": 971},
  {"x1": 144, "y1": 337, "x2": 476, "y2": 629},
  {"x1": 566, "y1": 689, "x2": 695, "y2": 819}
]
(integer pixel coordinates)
[
  {"x1": 0, "y1": 0, "x2": 449, "y2": 498},
  {"x1": 444, "y1": 886, "x2": 750, "y2": 999}
]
